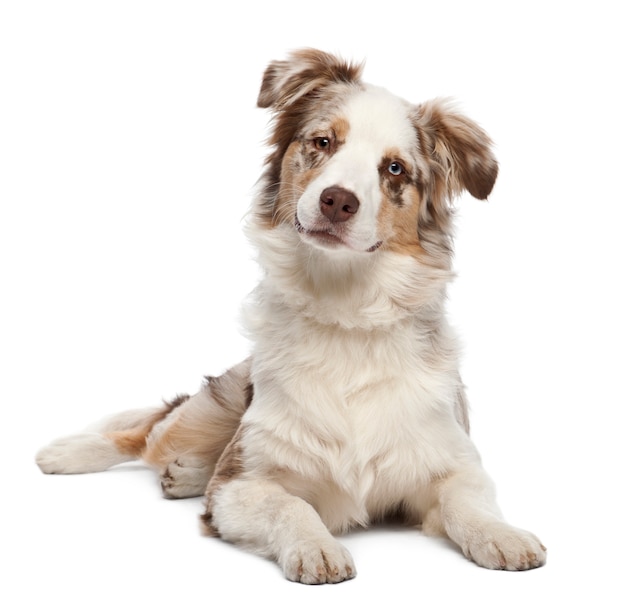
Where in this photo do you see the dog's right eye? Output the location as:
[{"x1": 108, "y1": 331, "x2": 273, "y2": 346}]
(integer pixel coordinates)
[{"x1": 313, "y1": 137, "x2": 331, "y2": 150}]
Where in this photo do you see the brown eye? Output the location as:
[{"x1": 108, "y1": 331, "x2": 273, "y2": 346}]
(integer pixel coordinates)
[
  {"x1": 388, "y1": 161, "x2": 404, "y2": 176},
  {"x1": 314, "y1": 137, "x2": 331, "y2": 150}
]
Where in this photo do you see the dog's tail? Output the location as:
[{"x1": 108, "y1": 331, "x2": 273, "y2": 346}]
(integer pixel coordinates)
[{"x1": 35, "y1": 398, "x2": 185, "y2": 475}]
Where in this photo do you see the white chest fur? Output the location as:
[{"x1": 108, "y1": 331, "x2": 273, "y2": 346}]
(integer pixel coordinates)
[{"x1": 240, "y1": 255, "x2": 478, "y2": 529}]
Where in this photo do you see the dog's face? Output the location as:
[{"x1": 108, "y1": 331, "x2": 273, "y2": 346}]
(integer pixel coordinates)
[
  {"x1": 256, "y1": 49, "x2": 498, "y2": 265},
  {"x1": 284, "y1": 86, "x2": 426, "y2": 254}
]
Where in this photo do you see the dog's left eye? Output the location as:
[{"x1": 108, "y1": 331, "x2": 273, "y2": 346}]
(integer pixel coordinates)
[
  {"x1": 314, "y1": 137, "x2": 332, "y2": 150},
  {"x1": 388, "y1": 161, "x2": 404, "y2": 176}
]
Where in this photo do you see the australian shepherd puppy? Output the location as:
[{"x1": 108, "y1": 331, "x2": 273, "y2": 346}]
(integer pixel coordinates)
[{"x1": 37, "y1": 49, "x2": 546, "y2": 583}]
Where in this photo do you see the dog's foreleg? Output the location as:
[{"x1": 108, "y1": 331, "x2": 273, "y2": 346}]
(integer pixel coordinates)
[
  {"x1": 434, "y1": 466, "x2": 546, "y2": 570},
  {"x1": 206, "y1": 478, "x2": 356, "y2": 584}
]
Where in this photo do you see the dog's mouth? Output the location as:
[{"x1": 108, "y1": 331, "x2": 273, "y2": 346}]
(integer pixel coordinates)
[
  {"x1": 295, "y1": 215, "x2": 344, "y2": 247},
  {"x1": 294, "y1": 215, "x2": 382, "y2": 253}
]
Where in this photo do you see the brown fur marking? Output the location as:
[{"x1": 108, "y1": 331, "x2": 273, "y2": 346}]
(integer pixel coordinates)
[
  {"x1": 413, "y1": 100, "x2": 498, "y2": 205},
  {"x1": 201, "y1": 425, "x2": 247, "y2": 536},
  {"x1": 273, "y1": 115, "x2": 353, "y2": 227},
  {"x1": 142, "y1": 359, "x2": 252, "y2": 471},
  {"x1": 106, "y1": 395, "x2": 189, "y2": 457},
  {"x1": 255, "y1": 50, "x2": 363, "y2": 228},
  {"x1": 379, "y1": 184, "x2": 426, "y2": 257}
]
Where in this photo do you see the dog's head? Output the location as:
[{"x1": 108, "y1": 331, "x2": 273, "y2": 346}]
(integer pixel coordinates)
[{"x1": 254, "y1": 49, "x2": 497, "y2": 265}]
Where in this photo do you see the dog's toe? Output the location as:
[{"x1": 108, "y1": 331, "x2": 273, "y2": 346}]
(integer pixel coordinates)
[
  {"x1": 160, "y1": 458, "x2": 210, "y2": 499},
  {"x1": 464, "y1": 522, "x2": 547, "y2": 571},
  {"x1": 281, "y1": 539, "x2": 356, "y2": 584}
]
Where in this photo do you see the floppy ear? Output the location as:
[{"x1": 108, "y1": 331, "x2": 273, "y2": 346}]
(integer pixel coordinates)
[
  {"x1": 257, "y1": 48, "x2": 363, "y2": 110},
  {"x1": 254, "y1": 49, "x2": 364, "y2": 227},
  {"x1": 414, "y1": 99, "x2": 498, "y2": 201}
]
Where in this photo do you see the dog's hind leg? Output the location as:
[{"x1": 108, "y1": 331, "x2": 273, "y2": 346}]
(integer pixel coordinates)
[
  {"x1": 36, "y1": 358, "x2": 253, "y2": 499},
  {"x1": 35, "y1": 403, "x2": 180, "y2": 475},
  {"x1": 144, "y1": 359, "x2": 253, "y2": 498}
]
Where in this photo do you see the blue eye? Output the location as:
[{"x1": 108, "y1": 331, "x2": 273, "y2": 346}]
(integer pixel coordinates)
[{"x1": 388, "y1": 161, "x2": 404, "y2": 176}]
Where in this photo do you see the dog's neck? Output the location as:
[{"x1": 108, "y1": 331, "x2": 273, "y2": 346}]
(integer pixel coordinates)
[{"x1": 246, "y1": 223, "x2": 451, "y2": 330}]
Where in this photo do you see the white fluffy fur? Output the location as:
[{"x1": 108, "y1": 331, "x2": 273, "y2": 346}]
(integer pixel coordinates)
[
  {"x1": 207, "y1": 69, "x2": 545, "y2": 581},
  {"x1": 209, "y1": 228, "x2": 545, "y2": 581},
  {"x1": 36, "y1": 49, "x2": 546, "y2": 584}
]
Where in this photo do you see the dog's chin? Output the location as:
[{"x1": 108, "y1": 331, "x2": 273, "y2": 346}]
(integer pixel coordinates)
[{"x1": 295, "y1": 215, "x2": 382, "y2": 254}]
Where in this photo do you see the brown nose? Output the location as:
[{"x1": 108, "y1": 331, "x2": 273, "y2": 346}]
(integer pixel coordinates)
[{"x1": 319, "y1": 186, "x2": 360, "y2": 223}]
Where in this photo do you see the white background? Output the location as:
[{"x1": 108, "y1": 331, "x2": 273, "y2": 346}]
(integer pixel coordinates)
[{"x1": 2, "y1": 1, "x2": 624, "y2": 612}]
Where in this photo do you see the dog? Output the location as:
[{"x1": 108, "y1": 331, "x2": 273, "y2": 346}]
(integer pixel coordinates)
[{"x1": 36, "y1": 49, "x2": 546, "y2": 583}]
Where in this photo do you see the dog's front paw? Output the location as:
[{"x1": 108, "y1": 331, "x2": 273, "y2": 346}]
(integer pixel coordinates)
[
  {"x1": 160, "y1": 458, "x2": 210, "y2": 499},
  {"x1": 281, "y1": 539, "x2": 356, "y2": 584},
  {"x1": 464, "y1": 522, "x2": 546, "y2": 571}
]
